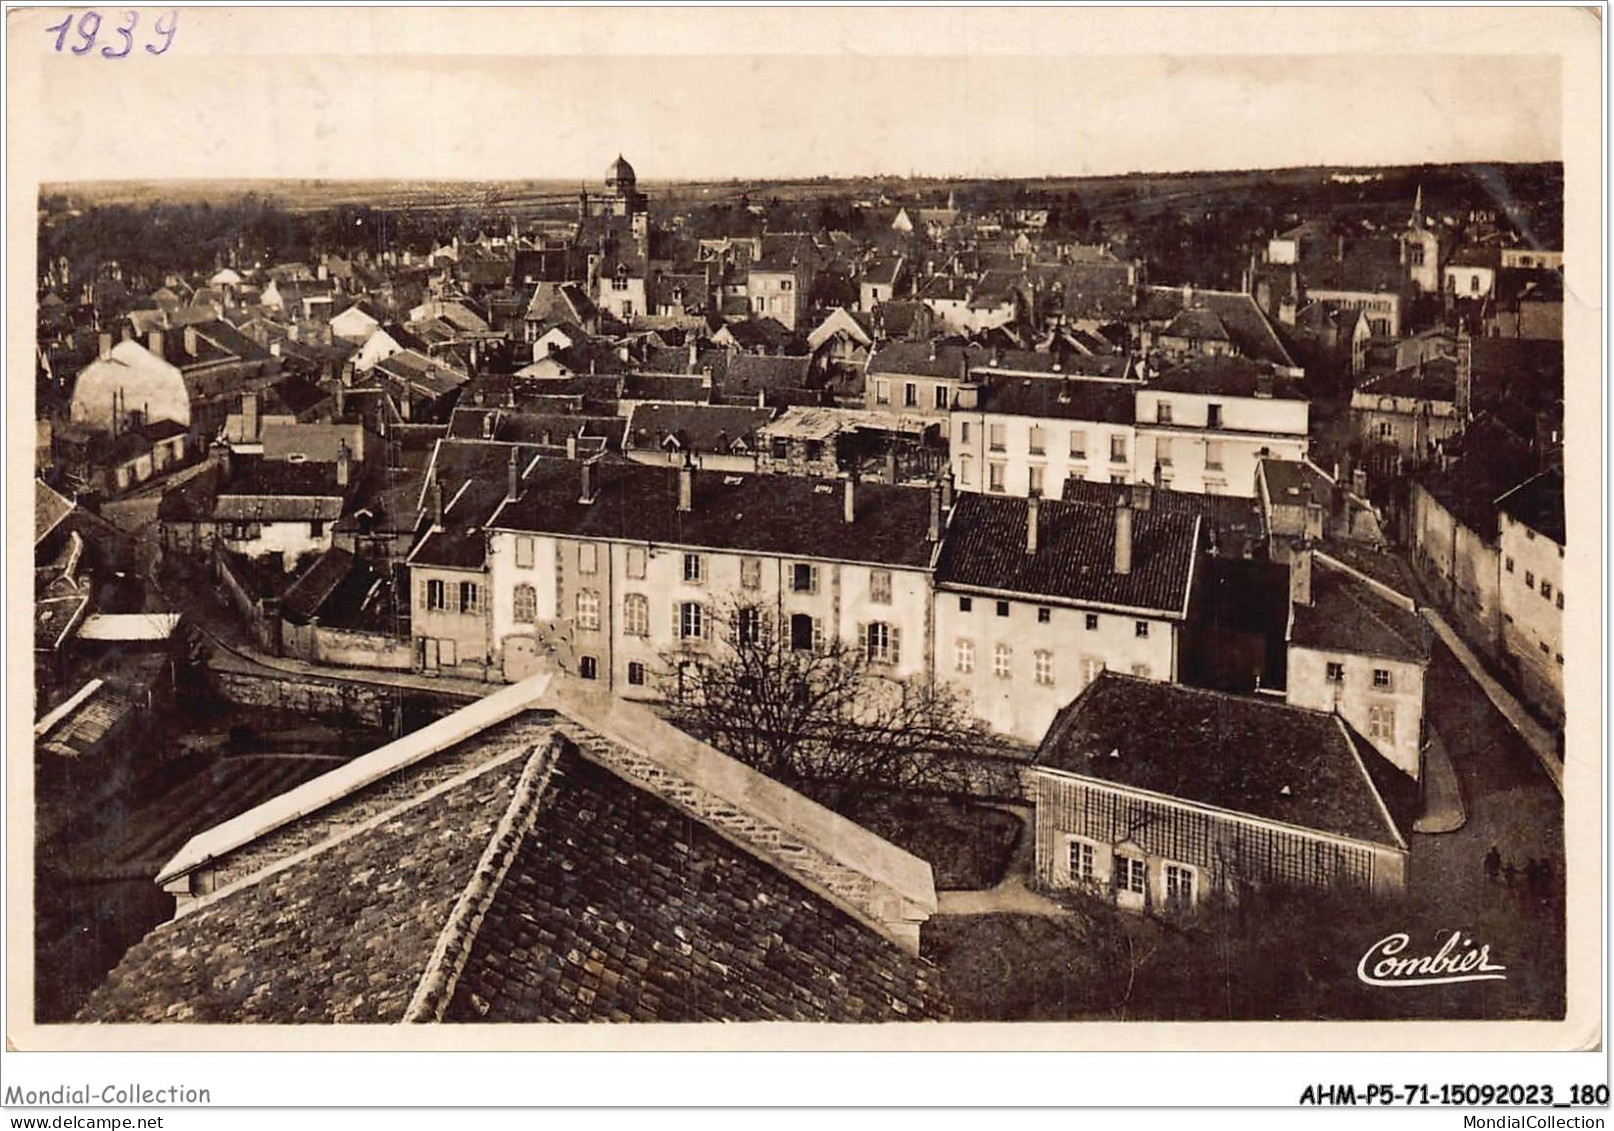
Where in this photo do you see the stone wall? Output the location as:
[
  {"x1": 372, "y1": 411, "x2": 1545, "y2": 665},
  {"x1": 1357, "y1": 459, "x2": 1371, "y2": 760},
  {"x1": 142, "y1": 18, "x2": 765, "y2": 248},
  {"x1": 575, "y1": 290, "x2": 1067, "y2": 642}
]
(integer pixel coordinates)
[{"x1": 209, "y1": 668, "x2": 394, "y2": 729}]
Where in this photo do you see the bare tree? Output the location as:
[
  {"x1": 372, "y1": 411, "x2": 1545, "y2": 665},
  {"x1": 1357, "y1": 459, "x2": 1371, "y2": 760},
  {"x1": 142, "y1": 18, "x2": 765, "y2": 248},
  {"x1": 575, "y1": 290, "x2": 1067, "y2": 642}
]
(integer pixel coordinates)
[{"x1": 657, "y1": 597, "x2": 996, "y2": 807}]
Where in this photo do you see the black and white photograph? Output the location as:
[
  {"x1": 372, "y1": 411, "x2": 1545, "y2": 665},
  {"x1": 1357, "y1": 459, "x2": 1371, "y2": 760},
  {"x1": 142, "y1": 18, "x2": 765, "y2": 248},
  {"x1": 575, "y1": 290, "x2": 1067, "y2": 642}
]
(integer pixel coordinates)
[{"x1": 4, "y1": 3, "x2": 1603, "y2": 1105}]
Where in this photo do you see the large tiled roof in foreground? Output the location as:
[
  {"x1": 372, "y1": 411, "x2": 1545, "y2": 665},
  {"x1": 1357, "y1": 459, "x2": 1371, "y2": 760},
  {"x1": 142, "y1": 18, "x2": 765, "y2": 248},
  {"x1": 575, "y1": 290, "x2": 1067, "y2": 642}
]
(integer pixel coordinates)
[
  {"x1": 1034, "y1": 673, "x2": 1404, "y2": 849},
  {"x1": 78, "y1": 688, "x2": 947, "y2": 1024}
]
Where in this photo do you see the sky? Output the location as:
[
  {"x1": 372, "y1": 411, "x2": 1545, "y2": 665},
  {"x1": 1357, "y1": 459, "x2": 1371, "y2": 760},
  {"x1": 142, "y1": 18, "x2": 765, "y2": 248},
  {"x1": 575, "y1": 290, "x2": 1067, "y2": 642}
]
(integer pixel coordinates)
[{"x1": 16, "y1": 8, "x2": 1570, "y2": 185}]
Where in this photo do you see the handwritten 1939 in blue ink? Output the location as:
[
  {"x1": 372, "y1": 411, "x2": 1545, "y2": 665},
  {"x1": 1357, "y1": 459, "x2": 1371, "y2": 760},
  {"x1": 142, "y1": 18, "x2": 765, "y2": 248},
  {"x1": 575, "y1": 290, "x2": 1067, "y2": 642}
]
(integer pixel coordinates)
[{"x1": 44, "y1": 9, "x2": 178, "y2": 57}]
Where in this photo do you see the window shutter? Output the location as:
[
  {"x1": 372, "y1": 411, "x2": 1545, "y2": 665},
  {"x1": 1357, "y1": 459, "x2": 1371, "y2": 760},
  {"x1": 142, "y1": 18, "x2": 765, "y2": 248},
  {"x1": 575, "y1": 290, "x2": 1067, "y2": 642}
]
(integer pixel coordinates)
[
  {"x1": 812, "y1": 618, "x2": 824, "y2": 651},
  {"x1": 418, "y1": 579, "x2": 428, "y2": 609},
  {"x1": 701, "y1": 603, "x2": 713, "y2": 640},
  {"x1": 811, "y1": 565, "x2": 820, "y2": 594},
  {"x1": 673, "y1": 601, "x2": 682, "y2": 638},
  {"x1": 891, "y1": 626, "x2": 901, "y2": 666},
  {"x1": 857, "y1": 621, "x2": 868, "y2": 660}
]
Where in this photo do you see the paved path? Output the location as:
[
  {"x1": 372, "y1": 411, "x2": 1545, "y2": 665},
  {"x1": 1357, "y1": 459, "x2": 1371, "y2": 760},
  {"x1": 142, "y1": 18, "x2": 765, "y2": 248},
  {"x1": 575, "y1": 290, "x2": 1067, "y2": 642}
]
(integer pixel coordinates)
[
  {"x1": 1422, "y1": 608, "x2": 1563, "y2": 794},
  {"x1": 934, "y1": 804, "x2": 1068, "y2": 918}
]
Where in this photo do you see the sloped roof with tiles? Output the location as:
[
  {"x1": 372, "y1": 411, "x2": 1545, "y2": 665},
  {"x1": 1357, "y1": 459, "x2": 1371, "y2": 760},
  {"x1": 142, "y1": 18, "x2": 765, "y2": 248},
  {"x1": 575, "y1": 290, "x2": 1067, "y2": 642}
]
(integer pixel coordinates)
[
  {"x1": 78, "y1": 681, "x2": 947, "y2": 1023},
  {"x1": 1035, "y1": 672, "x2": 1405, "y2": 849}
]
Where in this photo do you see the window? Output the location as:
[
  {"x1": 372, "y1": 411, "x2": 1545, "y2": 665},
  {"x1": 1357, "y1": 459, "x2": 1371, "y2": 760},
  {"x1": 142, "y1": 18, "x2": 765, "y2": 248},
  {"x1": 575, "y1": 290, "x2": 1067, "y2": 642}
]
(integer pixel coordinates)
[
  {"x1": 576, "y1": 590, "x2": 600, "y2": 630},
  {"x1": 1068, "y1": 839, "x2": 1095, "y2": 883},
  {"x1": 993, "y1": 643, "x2": 1012, "y2": 679},
  {"x1": 866, "y1": 622, "x2": 900, "y2": 664},
  {"x1": 1204, "y1": 440, "x2": 1224, "y2": 471},
  {"x1": 1130, "y1": 663, "x2": 1152, "y2": 679},
  {"x1": 1081, "y1": 657, "x2": 1105, "y2": 688},
  {"x1": 955, "y1": 638, "x2": 975, "y2": 674},
  {"x1": 934, "y1": 384, "x2": 950, "y2": 410},
  {"x1": 988, "y1": 423, "x2": 1007, "y2": 452},
  {"x1": 1326, "y1": 661, "x2": 1345, "y2": 684},
  {"x1": 1028, "y1": 425, "x2": 1045, "y2": 455},
  {"x1": 626, "y1": 545, "x2": 647, "y2": 579},
  {"x1": 958, "y1": 454, "x2": 973, "y2": 487},
  {"x1": 870, "y1": 569, "x2": 892, "y2": 604},
  {"x1": 1206, "y1": 403, "x2": 1223, "y2": 429},
  {"x1": 1164, "y1": 863, "x2": 1195, "y2": 911},
  {"x1": 612, "y1": 277, "x2": 628, "y2": 292},
  {"x1": 513, "y1": 583, "x2": 537, "y2": 624},
  {"x1": 1373, "y1": 668, "x2": 1393, "y2": 691},
  {"x1": 683, "y1": 553, "x2": 704, "y2": 584},
  {"x1": 789, "y1": 612, "x2": 818, "y2": 652},
  {"x1": 623, "y1": 593, "x2": 649, "y2": 637},
  {"x1": 1116, "y1": 855, "x2": 1146, "y2": 896},
  {"x1": 805, "y1": 440, "x2": 824, "y2": 463},
  {"x1": 1557, "y1": 591, "x2": 1564, "y2": 610},
  {"x1": 1410, "y1": 245, "x2": 1425, "y2": 266},
  {"x1": 904, "y1": 382, "x2": 918, "y2": 408},
  {"x1": 1505, "y1": 556, "x2": 1515, "y2": 573},
  {"x1": 1069, "y1": 430, "x2": 1087, "y2": 459},
  {"x1": 1037, "y1": 607, "x2": 1052, "y2": 624},
  {"x1": 460, "y1": 582, "x2": 481, "y2": 614},
  {"x1": 1034, "y1": 650, "x2": 1053, "y2": 686},
  {"x1": 578, "y1": 655, "x2": 598, "y2": 680},
  {"x1": 740, "y1": 557, "x2": 761, "y2": 590},
  {"x1": 791, "y1": 562, "x2": 819, "y2": 594},
  {"x1": 515, "y1": 536, "x2": 535, "y2": 569},
  {"x1": 310, "y1": 519, "x2": 326, "y2": 537},
  {"x1": 1541, "y1": 581, "x2": 1553, "y2": 601},
  {"x1": 1028, "y1": 464, "x2": 1044, "y2": 496},
  {"x1": 959, "y1": 420, "x2": 972, "y2": 445},
  {"x1": 627, "y1": 661, "x2": 646, "y2": 686},
  {"x1": 1134, "y1": 621, "x2": 1149, "y2": 638},
  {"x1": 1084, "y1": 613, "x2": 1099, "y2": 631},
  {"x1": 780, "y1": 279, "x2": 793, "y2": 292},
  {"x1": 578, "y1": 543, "x2": 598, "y2": 574},
  {"x1": 1156, "y1": 401, "x2": 1172, "y2": 424},
  {"x1": 678, "y1": 601, "x2": 705, "y2": 641},
  {"x1": 875, "y1": 380, "x2": 890, "y2": 405},
  {"x1": 737, "y1": 605, "x2": 762, "y2": 645},
  {"x1": 1540, "y1": 641, "x2": 1550, "y2": 655},
  {"x1": 1110, "y1": 434, "x2": 1127, "y2": 463},
  {"x1": 996, "y1": 601, "x2": 1010, "y2": 618},
  {"x1": 426, "y1": 579, "x2": 447, "y2": 611},
  {"x1": 1368, "y1": 703, "x2": 1396, "y2": 742},
  {"x1": 988, "y1": 462, "x2": 1006, "y2": 493},
  {"x1": 1156, "y1": 437, "x2": 1173, "y2": 467},
  {"x1": 1470, "y1": 275, "x2": 1480, "y2": 293},
  {"x1": 1524, "y1": 570, "x2": 1535, "y2": 590}
]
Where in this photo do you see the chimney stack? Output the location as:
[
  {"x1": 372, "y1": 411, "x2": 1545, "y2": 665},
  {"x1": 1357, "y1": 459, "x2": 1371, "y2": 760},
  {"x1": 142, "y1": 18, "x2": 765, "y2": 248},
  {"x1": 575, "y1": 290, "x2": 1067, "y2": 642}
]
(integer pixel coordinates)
[
  {"x1": 688, "y1": 337, "x2": 699, "y2": 373},
  {"x1": 336, "y1": 438, "x2": 351, "y2": 488},
  {"x1": 1113, "y1": 491, "x2": 1133, "y2": 576},
  {"x1": 677, "y1": 456, "x2": 694, "y2": 512},
  {"x1": 579, "y1": 457, "x2": 597, "y2": 504},
  {"x1": 184, "y1": 325, "x2": 199, "y2": 357},
  {"x1": 507, "y1": 447, "x2": 520, "y2": 502},
  {"x1": 432, "y1": 477, "x2": 444, "y2": 526},
  {"x1": 334, "y1": 382, "x2": 345, "y2": 419},
  {"x1": 1303, "y1": 496, "x2": 1325, "y2": 540},
  {"x1": 843, "y1": 474, "x2": 857, "y2": 524},
  {"x1": 97, "y1": 331, "x2": 112, "y2": 360},
  {"x1": 566, "y1": 433, "x2": 578, "y2": 460},
  {"x1": 1290, "y1": 544, "x2": 1314, "y2": 607},
  {"x1": 242, "y1": 392, "x2": 259, "y2": 441},
  {"x1": 940, "y1": 472, "x2": 954, "y2": 512},
  {"x1": 928, "y1": 482, "x2": 942, "y2": 542},
  {"x1": 1025, "y1": 494, "x2": 1040, "y2": 555}
]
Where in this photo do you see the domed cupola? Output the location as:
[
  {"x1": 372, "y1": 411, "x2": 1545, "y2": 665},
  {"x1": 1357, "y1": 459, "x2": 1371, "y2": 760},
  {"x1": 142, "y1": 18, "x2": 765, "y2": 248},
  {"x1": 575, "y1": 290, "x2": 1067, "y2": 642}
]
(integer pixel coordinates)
[{"x1": 606, "y1": 154, "x2": 636, "y2": 192}]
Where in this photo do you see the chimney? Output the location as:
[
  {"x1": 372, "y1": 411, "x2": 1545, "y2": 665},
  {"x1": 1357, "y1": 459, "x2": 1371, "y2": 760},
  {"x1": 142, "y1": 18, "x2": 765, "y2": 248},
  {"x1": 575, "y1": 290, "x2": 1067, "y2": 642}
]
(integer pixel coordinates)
[
  {"x1": 843, "y1": 474, "x2": 857, "y2": 524},
  {"x1": 1025, "y1": 494, "x2": 1040, "y2": 555},
  {"x1": 184, "y1": 325, "x2": 199, "y2": 357},
  {"x1": 147, "y1": 329, "x2": 164, "y2": 359},
  {"x1": 940, "y1": 473, "x2": 954, "y2": 512},
  {"x1": 1113, "y1": 492, "x2": 1133, "y2": 576},
  {"x1": 242, "y1": 392, "x2": 259, "y2": 440},
  {"x1": 579, "y1": 457, "x2": 597, "y2": 504},
  {"x1": 928, "y1": 482, "x2": 942, "y2": 542},
  {"x1": 566, "y1": 432, "x2": 579, "y2": 460},
  {"x1": 336, "y1": 438, "x2": 351, "y2": 488},
  {"x1": 885, "y1": 447, "x2": 898, "y2": 484},
  {"x1": 1180, "y1": 283, "x2": 1192, "y2": 307},
  {"x1": 1290, "y1": 544, "x2": 1314, "y2": 607},
  {"x1": 688, "y1": 337, "x2": 699, "y2": 373},
  {"x1": 97, "y1": 331, "x2": 112, "y2": 360},
  {"x1": 757, "y1": 389, "x2": 766, "y2": 409},
  {"x1": 482, "y1": 412, "x2": 495, "y2": 439},
  {"x1": 677, "y1": 456, "x2": 694, "y2": 513},
  {"x1": 928, "y1": 339, "x2": 938, "y2": 362},
  {"x1": 1304, "y1": 497, "x2": 1324, "y2": 540},
  {"x1": 335, "y1": 382, "x2": 345, "y2": 419},
  {"x1": 432, "y1": 477, "x2": 444, "y2": 526},
  {"x1": 1133, "y1": 482, "x2": 1153, "y2": 512},
  {"x1": 507, "y1": 448, "x2": 520, "y2": 502}
]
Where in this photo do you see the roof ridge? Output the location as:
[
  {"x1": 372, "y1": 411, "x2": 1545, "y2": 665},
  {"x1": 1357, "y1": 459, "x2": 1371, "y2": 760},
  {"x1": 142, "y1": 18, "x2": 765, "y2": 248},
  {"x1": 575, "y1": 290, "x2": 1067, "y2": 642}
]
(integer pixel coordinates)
[
  {"x1": 1325, "y1": 565, "x2": 1427, "y2": 656},
  {"x1": 403, "y1": 734, "x2": 565, "y2": 1023}
]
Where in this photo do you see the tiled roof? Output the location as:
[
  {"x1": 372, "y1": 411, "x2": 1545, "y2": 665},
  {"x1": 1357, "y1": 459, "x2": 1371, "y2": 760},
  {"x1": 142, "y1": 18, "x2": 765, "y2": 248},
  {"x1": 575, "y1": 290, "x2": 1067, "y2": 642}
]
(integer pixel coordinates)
[
  {"x1": 1415, "y1": 416, "x2": 1536, "y2": 539},
  {"x1": 1290, "y1": 557, "x2": 1431, "y2": 664},
  {"x1": 1035, "y1": 672, "x2": 1405, "y2": 848},
  {"x1": 867, "y1": 340, "x2": 979, "y2": 380},
  {"x1": 280, "y1": 548, "x2": 360, "y2": 625},
  {"x1": 625, "y1": 403, "x2": 774, "y2": 455},
  {"x1": 492, "y1": 462, "x2": 939, "y2": 569},
  {"x1": 1061, "y1": 478, "x2": 1263, "y2": 559},
  {"x1": 1259, "y1": 458, "x2": 1334, "y2": 505},
  {"x1": 1137, "y1": 287, "x2": 1295, "y2": 367},
  {"x1": 35, "y1": 479, "x2": 74, "y2": 546},
  {"x1": 971, "y1": 349, "x2": 1129, "y2": 380},
  {"x1": 1161, "y1": 306, "x2": 1231, "y2": 342},
  {"x1": 975, "y1": 373, "x2": 1136, "y2": 423},
  {"x1": 445, "y1": 746, "x2": 947, "y2": 1023},
  {"x1": 1496, "y1": 467, "x2": 1565, "y2": 545},
  {"x1": 1356, "y1": 363, "x2": 1456, "y2": 403},
  {"x1": 1149, "y1": 355, "x2": 1306, "y2": 401},
  {"x1": 723, "y1": 354, "x2": 814, "y2": 393},
  {"x1": 78, "y1": 704, "x2": 948, "y2": 1024},
  {"x1": 622, "y1": 373, "x2": 710, "y2": 403},
  {"x1": 935, "y1": 492, "x2": 1198, "y2": 615}
]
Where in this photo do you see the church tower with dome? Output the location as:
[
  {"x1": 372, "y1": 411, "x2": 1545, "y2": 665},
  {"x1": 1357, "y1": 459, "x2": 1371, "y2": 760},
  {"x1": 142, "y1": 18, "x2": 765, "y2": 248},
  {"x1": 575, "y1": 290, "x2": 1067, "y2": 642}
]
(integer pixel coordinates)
[{"x1": 578, "y1": 154, "x2": 649, "y2": 220}]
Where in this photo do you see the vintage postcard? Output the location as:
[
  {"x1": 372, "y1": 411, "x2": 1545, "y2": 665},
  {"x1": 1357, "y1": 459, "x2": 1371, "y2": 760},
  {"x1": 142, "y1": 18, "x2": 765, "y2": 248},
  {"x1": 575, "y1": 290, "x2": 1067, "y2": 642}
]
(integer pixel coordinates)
[{"x1": 4, "y1": 4, "x2": 1602, "y2": 1067}]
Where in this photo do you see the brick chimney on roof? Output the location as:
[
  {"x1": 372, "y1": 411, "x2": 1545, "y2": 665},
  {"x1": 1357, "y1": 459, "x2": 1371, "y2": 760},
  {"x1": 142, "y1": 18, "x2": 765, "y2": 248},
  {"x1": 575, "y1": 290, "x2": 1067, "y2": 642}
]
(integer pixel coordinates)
[
  {"x1": 1113, "y1": 491, "x2": 1133, "y2": 576},
  {"x1": 506, "y1": 447, "x2": 520, "y2": 502},
  {"x1": 843, "y1": 474, "x2": 856, "y2": 524},
  {"x1": 1025, "y1": 494, "x2": 1040, "y2": 555}
]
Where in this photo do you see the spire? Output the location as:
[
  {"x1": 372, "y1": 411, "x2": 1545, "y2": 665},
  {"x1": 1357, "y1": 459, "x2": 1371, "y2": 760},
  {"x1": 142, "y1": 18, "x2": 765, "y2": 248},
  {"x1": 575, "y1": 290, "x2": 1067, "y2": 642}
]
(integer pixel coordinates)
[{"x1": 1410, "y1": 184, "x2": 1424, "y2": 228}]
